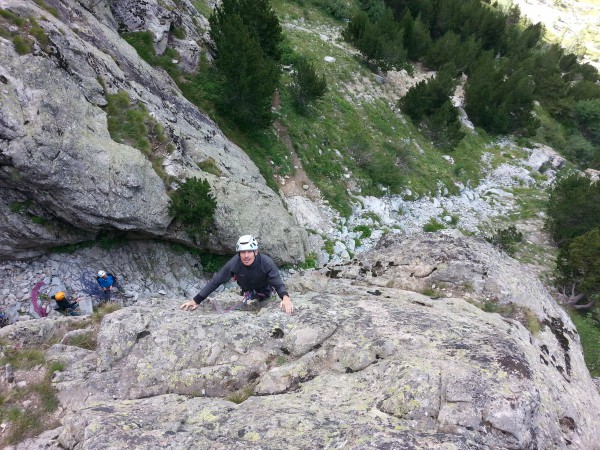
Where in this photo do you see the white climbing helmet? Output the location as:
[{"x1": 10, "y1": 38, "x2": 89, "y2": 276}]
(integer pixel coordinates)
[
  {"x1": 98, "y1": 270, "x2": 107, "y2": 277},
  {"x1": 236, "y1": 235, "x2": 258, "y2": 252}
]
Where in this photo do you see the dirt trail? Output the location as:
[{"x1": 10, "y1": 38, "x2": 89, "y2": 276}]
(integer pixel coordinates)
[{"x1": 271, "y1": 90, "x2": 321, "y2": 201}]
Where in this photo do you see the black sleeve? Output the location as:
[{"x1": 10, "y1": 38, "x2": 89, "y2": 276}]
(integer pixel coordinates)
[
  {"x1": 193, "y1": 256, "x2": 238, "y2": 303},
  {"x1": 262, "y1": 255, "x2": 288, "y2": 299}
]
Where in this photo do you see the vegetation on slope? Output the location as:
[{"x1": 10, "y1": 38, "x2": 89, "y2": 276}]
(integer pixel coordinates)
[{"x1": 118, "y1": 0, "x2": 600, "y2": 373}]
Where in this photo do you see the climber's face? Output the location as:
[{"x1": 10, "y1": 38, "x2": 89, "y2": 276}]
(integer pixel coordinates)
[{"x1": 239, "y1": 250, "x2": 257, "y2": 266}]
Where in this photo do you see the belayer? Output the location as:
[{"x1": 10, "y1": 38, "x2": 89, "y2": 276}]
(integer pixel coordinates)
[
  {"x1": 96, "y1": 270, "x2": 116, "y2": 300},
  {"x1": 180, "y1": 235, "x2": 294, "y2": 314},
  {"x1": 52, "y1": 291, "x2": 80, "y2": 316}
]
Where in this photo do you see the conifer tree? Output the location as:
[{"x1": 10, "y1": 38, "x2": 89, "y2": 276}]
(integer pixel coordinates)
[
  {"x1": 291, "y1": 57, "x2": 328, "y2": 113},
  {"x1": 208, "y1": 0, "x2": 281, "y2": 127},
  {"x1": 399, "y1": 64, "x2": 463, "y2": 149},
  {"x1": 465, "y1": 53, "x2": 537, "y2": 134},
  {"x1": 546, "y1": 174, "x2": 600, "y2": 244},
  {"x1": 359, "y1": 0, "x2": 386, "y2": 21},
  {"x1": 425, "y1": 100, "x2": 465, "y2": 151},
  {"x1": 530, "y1": 45, "x2": 571, "y2": 118},
  {"x1": 575, "y1": 99, "x2": 600, "y2": 145},
  {"x1": 212, "y1": 13, "x2": 279, "y2": 127},
  {"x1": 210, "y1": 0, "x2": 282, "y2": 61},
  {"x1": 344, "y1": 9, "x2": 407, "y2": 70},
  {"x1": 400, "y1": 12, "x2": 431, "y2": 60},
  {"x1": 556, "y1": 229, "x2": 600, "y2": 309}
]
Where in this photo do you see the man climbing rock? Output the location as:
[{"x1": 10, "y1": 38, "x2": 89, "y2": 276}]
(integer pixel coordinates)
[
  {"x1": 180, "y1": 235, "x2": 294, "y2": 314},
  {"x1": 52, "y1": 291, "x2": 80, "y2": 316}
]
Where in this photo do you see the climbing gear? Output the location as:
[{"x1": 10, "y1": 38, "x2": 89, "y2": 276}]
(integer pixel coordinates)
[
  {"x1": 31, "y1": 280, "x2": 48, "y2": 318},
  {"x1": 55, "y1": 291, "x2": 65, "y2": 301},
  {"x1": 212, "y1": 287, "x2": 273, "y2": 314},
  {"x1": 58, "y1": 306, "x2": 81, "y2": 317},
  {"x1": 98, "y1": 270, "x2": 106, "y2": 277},
  {"x1": 236, "y1": 235, "x2": 258, "y2": 252}
]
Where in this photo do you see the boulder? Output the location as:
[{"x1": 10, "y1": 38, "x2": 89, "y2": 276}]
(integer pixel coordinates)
[
  {"x1": 0, "y1": 0, "x2": 307, "y2": 263},
  {"x1": 49, "y1": 235, "x2": 600, "y2": 449},
  {"x1": 108, "y1": 0, "x2": 209, "y2": 71}
]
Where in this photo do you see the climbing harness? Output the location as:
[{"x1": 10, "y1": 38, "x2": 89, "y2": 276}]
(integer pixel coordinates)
[{"x1": 210, "y1": 288, "x2": 273, "y2": 314}]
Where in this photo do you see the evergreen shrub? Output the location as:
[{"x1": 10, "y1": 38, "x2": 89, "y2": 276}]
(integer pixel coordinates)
[{"x1": 169, "y1": 177, "x2": 217, "y2": 234}]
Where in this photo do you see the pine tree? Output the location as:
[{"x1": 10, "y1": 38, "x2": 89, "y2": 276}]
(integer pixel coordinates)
[
  {"x1": 169, "y1": 177, "x2": 217, "y2": 235},
  {"x1": 424, "y1": 31, "x2": 461, "y2": 69},
  {"x1": 425, "y1": 100, "x2": 465, "y2": 150},
  {"x1": 344, "y1": 9, "x2": 407, "y2": 70},
  {"x1": 575, "y1": 99, "x2": 600, "y2": 144},
  {"x1": 359, "y1": 0, "x2": 387, "y2": 21},
  {"x1": 343, "y1": 11, "x2": 369, "y2": 45},
  {"x1": 531, "y1": 45, "x2": 571, "y2": 118},
  {"x1": 399, "y1": 64, "x2": 463, "y2": 150},
  {"x1": 210, "y1": 0, "x2": 282, "y2": 61},
  {"x1": 465, "y1": 53, "x2": 537, "y2": 135},
  {"x1": 558, "y1": 229, "x2": 600, "y2": 302},
  {"x1": 213, "y1": 13, "x2": 279, "y2": 127},
  {"x1": 399, "y1": 79, "x2": 428, "y2": 121},
  {"x1": 546, "y1": 174, "x2": 600, "y2": 244},
  {"x1": 403, "y1": 13, "x2": 431, "y2": 60},
  {"x1": 291, "y1": 57, "x2": 328, "y2": 113}
]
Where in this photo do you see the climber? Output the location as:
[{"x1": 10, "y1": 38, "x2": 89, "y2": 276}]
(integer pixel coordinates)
[
  {"x1": 96, "y1": 270, "x2": 116, "y2": 301},
  {"x1": 180, "y1": 235, "x2": 294, "y2": 315},
  {"x1": 51, "y1": 291, "x2": 81, "y2": 316},
  {"x1": 0, "y1": 311, "x2": 9, "y2": 328}
]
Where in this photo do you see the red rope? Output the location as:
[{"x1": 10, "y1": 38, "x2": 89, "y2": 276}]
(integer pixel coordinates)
[{"x1": 31, "y1": 280, "x2": 48, "y2": 317}]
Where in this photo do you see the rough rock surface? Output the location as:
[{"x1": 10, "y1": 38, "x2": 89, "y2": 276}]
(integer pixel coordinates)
[
  {"x1": 29, "y1": 233, "x2": 600, "y2": 449},
  {"x1": 107, "y1": 0, "x2": 209, "y2": 71},
  {"x1": 0, "y1": 240, "x2": 206, "y2": 321},
  {"x1": 0, "y1": 0, "x2": 307, "y2": 263}
]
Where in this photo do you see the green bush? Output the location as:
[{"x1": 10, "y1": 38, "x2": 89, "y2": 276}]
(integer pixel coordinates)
[
  {"x1": 556, "y1": 228, "x2": 600, "y2": 306},
  {"x1": 200, "y1": 253, "x2": 232, "y2": 273},
  {"x1": 34, "y1": 0, "x2": 58, "y2": 17},
  {"x1": 569, "y1": 311, "x2": 600, "y2": 376},
  {"x1": 105, "y1": 90, "x2": 174, "y2": 184},
  {"x1": 323, "y1": 239, "x2": 335, "y2": 256},
  {"x1": 574, "y1": 99, "x2": 600, "y2": 145},
  {"x1": 12, "y1": 35, "x2": 32, "y2": 54},
  {"x1": 0, "y1": 358, "x2": 63, "y2": 446},
  {"x1": 171, "y1": 25, "x2": 186, "y2": 39},
  {"x1": 9, "y1": 201, "x2": 31, "y2": 213},
  {"x1": 197, "y1": 158, "x2": 222, "y2": 176},
  {"x1": 546, "y1": 174, "x2": 600, "y2": 244},
  {"x1": 298, "y1": 252, "x2": 318, "y2": 269},
  {"x1": 30, "y1": 21, "x2": 48, "y2": 46},
  {"x1": 485, "y1": 225, "x2": 523, "y2": 256},
  {"x1": 122, "y1": 31, "x2": 180, "y2": 77},
  {"x1": 91, "y1": 301, "x2": 122, "y2": 324},
  {"x1": 423, "y1": 218, "x2": 445, "y2": 232},
  {"x1": 291, "y1": 57, "x2": 327, "y2": 113},
  {"x1": 353, "y1": 225, "x2": 372, "y2": 239},
  {"x1": 169, "y1": 177, "x2": 217, "y2": 234},
  {"x1": 0, "y1": 8, "x2": 24, "y2": 26}
]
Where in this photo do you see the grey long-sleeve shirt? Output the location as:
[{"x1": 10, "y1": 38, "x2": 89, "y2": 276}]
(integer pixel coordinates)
[{"x1": 193, "y1": 253, "x2": 288, "y2": 304}]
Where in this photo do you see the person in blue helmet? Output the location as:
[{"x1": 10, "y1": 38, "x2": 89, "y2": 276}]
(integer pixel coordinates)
[
  {"x1": 180, "y1": 235, "x2": 294, "y2": 314},
  {"x1": 96, "y1": 270, "x2": 116, "y2": 300}
]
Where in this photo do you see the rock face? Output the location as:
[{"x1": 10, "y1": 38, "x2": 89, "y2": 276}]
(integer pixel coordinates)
[
  {"x1": 108, "y1": 0, "x2": 209, "y2": 72},
  {"x1": 0, "y1": 0, "x2": 307, "y2": 263},
  {"x1": 40, "y1": 233, "x2": 600, "y2": 449}
]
